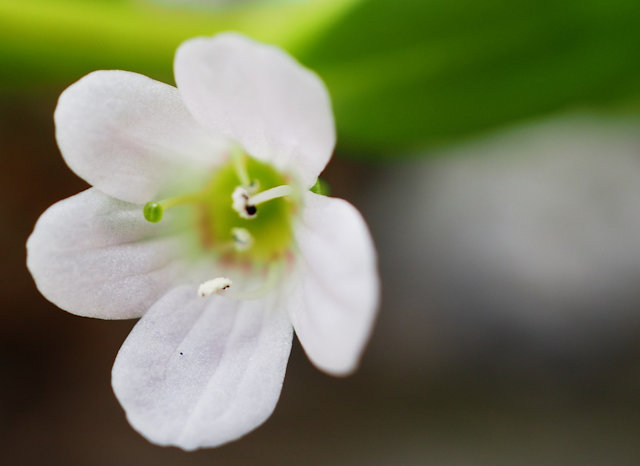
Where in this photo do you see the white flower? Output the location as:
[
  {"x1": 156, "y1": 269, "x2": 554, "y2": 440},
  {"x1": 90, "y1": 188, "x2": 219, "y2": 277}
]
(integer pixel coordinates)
[{"x1": 26, "y1": 33, "x2": 379, "y2": 450}]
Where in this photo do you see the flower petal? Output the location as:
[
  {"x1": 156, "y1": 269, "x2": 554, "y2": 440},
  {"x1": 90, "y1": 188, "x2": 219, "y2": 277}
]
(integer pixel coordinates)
[
  {"x1": 55, "y1": 70, "x2": 227, "y2": 204},
  {"x1": 174, "y1": 33, "x2": 335, "y2": 188},
  {"x1": 285, "y1": 192, "x2": 379, "y2": 376},
  {"x1": 111, "y1": 286, "x2": 293, "y2": 450},
  {"x1": 26, "y1": 188, "x2": 189, "y2": 319}
]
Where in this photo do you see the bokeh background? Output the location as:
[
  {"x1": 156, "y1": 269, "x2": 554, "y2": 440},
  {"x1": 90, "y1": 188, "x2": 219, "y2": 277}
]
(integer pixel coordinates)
[{"x1": 3, "y1": 0, "x2": 640, "y2": 464}]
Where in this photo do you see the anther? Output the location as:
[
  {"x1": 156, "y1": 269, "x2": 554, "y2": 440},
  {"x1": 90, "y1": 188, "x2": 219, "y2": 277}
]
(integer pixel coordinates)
[
  {"x1": 198, "y1": 277, "x2": 232, "y2": 297},
  {"x1": 231, "y1": 184, "x2": 295, "y2": 220},
  {"x1": 231, "y1": 227, "x2": 253, "y2": 252},
  {"x1": 143, "y1": 202, "x2": 163, "y2": 223},
  {"x1": 232, "y1": 186, "x2": 258, "y2": 219}
]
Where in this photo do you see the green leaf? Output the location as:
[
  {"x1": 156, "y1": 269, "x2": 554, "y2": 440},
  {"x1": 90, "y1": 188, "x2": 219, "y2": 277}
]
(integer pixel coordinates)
[
  {"x1": 0, "y1": 0, "x2": 359, "y2": 89},
  {"x1": 3, "y1": 0, "x2": 640, "y2": 158},
  {"x1": 301, "y1": 0, "x2": 640, "y2": 156}
]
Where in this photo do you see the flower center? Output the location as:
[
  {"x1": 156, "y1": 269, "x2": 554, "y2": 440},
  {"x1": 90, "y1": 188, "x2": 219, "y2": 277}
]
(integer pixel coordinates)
[
  {"x1": 202, "y1": 153, "x2": 297, "y2": 263},
  {"x1": 143, "y1": 150, "x2": 298, "y2": 268}
]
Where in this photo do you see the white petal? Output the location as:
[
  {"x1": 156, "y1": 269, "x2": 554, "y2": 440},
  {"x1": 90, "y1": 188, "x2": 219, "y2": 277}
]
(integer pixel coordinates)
[
  {"x1": 174, "y1": 33, "x2": 335, "y2": 188},
  {"x1": 285, "y1": 192, "x2": 379, "y2": 376},
  {"x1": 112, "y1": 286, "x2": 293, "y2": 450},
  {"x1": 26, "y1": 188, "x2": 189, "y2": 319},
  {"x1": 55, "y1": 70, "x2": 227, "y2": 204}
]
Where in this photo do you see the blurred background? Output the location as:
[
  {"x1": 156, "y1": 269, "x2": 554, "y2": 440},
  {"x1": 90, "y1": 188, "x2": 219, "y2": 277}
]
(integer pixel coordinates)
[{"x1": 3, "y1": 0, "x2": 640, "y2": 464}]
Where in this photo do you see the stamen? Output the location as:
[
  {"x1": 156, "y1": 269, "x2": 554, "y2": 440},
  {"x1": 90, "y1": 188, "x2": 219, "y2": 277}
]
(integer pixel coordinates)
[
  {"x1": 231, "y1": 227, "x2": 253, "y2": 252},
  {"x1": 198, "y1": 277, "x2": 232, "y2": 297},
  {"x1": 248, "y1": 185, "x2": 294, "y2": 206},
  {"x1": 232, "y1": 186, "x2": 257, "y2": 219},
  {"x1": 143, "y1": 192, "x2": 203, "y2": 223}
]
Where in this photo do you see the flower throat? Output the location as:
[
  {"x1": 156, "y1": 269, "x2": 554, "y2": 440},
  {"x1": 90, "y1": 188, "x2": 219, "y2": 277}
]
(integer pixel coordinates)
[{"x1": 143, "y1": 151, "x2": 297, "y2": 265}]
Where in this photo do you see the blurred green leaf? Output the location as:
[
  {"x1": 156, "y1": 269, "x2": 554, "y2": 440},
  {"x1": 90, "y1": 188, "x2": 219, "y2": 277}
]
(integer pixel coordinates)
[
  {"x1": 2, "y1": 0, "x2": 640, "y2": 157},
  {"x1": 0, "y1": 0, "x2": 358, "y2": 88},
  {"x1": 300, "y1": 0, "x2": 640, "y2": 155}
]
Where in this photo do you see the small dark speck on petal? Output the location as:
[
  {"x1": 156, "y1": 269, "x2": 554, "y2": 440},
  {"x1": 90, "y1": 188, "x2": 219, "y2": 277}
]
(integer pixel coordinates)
[{"x1": 179, "y1": 352, "x2": 183, "y2": 356}]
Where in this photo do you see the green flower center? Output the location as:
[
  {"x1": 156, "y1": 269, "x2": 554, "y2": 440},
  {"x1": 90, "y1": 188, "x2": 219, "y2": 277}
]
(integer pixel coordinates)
[
  {"x1": 203, "y1": 155, "x2": 296, "y2": 263},
  {"x1": 143, "y1": 152, "x2": 298, "y2": 265}
]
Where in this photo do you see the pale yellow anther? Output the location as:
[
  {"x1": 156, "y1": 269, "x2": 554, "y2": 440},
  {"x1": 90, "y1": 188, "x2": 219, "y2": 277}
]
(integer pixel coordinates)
[{"x1": 198, "y1": 277, "x2": 232, "y2": 297}]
